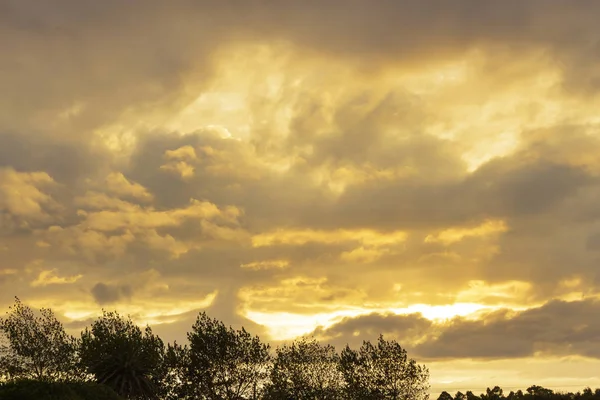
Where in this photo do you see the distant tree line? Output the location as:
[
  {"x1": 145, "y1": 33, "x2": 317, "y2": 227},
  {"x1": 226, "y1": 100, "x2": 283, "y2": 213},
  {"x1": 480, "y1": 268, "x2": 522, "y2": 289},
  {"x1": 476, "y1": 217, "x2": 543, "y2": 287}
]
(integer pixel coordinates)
[
  {"x1": 437, "y1": 385, "x2": 600, "y2": 400},
  {"x1": 0, "y1": 297, "x2": 429, "y2": 400}
]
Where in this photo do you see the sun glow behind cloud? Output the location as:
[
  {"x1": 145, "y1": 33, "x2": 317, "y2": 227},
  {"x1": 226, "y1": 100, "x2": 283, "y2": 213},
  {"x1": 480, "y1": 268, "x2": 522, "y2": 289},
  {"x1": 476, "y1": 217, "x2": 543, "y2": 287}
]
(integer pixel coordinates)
[
  {"x1": 137, "y1": 43, "x2": 555, "y2": 178},
  {"x1": 244, "y1": 302, "x2": 504, "y2": 341}
]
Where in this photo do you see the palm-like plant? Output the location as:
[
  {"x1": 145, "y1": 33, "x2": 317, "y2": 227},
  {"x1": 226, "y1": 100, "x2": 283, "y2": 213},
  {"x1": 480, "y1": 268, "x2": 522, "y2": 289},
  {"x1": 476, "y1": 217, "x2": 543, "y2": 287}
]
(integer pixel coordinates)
[{"x1": 80, "y1": 312, "x2": 164, "y2": 400}]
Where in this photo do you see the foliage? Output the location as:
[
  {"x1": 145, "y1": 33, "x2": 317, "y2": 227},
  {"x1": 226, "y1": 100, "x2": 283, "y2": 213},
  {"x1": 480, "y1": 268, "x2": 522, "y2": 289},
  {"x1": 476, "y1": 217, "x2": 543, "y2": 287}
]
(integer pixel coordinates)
[
  {"x1": 185, "y1": 312, "x2": 271, "y2": 400},
  {"x1": 80, "y1": 311, "x2": 165, "y2": 400},
  {"x1": 0, "y1": 297, "x2": 80, "y2": 382},
  {"x1": 158, "y1": 341, "x2": 191, "y2": 400},
  {"x1": 339, "y1": 334, "x2": 430, "y2": 400},
  {"x1": 0, "y1": 379, "x2": 124, "y2": 400},
  {"x1": 263, "y1": 337, "x2": 343, "y2": 400}
]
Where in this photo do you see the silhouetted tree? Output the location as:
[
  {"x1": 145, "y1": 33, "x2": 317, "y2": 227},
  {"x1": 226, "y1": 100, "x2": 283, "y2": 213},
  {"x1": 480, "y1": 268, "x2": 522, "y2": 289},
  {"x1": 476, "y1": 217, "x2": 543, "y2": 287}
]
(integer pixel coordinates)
[
  {"x1": 185, "y1": 312, "x2": 271, "y2": 400},
  {"x1": 455, "y1": 391, "x2": 467, "y2": 400},
  {"x1": 80, "y1": 311, "x2": 164, "y2": 400},
  {"x1": 158, "y1": 342, "x2": 191, "y2": 400},
  {"x1": 0, "y1": 297, "x2": 79, "y2": 381},
  {"x1": 263, "y1": 337, "x2": 343, "y2": 400},
  {"x1": 339, "y1": 335, "x2": 429, "y2": 400},
  {"x1": 527, "y1": 385, "x2": 554, "y2": 398},
  {"x1": 438, "y1": 391, "x2": 453, "y2": 400},
  {"x1": 482, "y1": 386, "x2": 504, "y2": 400},
  {"x1": 466, "y1": 391, "x2": 480, "y2": 400}
]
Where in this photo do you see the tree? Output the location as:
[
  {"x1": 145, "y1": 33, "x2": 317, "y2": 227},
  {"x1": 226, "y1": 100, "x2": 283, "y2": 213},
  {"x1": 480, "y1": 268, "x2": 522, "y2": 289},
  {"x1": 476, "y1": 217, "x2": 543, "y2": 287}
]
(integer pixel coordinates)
[
  {"x1": 185, "y1": 312, "x2": 271, "y2": 400},
  {"x1": 465, "y1": 391, "x2": 480, "y2": 400},
  {"x1": 80, "y1": 311, "x2": 165, "y2": 400},
  {"x1": 158, "y1": 341, "x2": 192, "y2": 400},
  {"x1": 506, "y1": 391, "x2": 519, "y2": 400},
  {"x1": 339, "y1": 335, "x2": 430, "y2": 400},
  {"x1": 527, "y1": 385, "x2": 554, "y2": 398},
  {"x1": 263, "y1": 337, "x2": 343, "y2": 400},
  {"x1": 0, "y1": 297, "x2": 80, "y2": 381},
  {"x1": 481, "y1": 386, "x2": 503, "y2": 400},
  {"x1": 438, "y1": 391, "x2": 453, "y2": 400},
  {"x1": 454, "y1": 391, "x2": 467, "y2": 400}
]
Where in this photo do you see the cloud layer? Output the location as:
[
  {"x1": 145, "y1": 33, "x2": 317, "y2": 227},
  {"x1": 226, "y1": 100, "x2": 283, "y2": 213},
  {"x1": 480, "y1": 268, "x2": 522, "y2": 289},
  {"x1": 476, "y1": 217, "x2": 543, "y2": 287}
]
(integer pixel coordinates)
[{"x1": 311, "y1": 299, "x2": 600, "y2": 360}]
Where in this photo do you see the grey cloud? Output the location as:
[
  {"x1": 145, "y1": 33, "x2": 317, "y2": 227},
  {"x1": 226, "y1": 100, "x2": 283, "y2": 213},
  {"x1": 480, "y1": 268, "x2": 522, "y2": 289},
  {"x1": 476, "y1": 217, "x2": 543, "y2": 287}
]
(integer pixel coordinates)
[
  {"x1": 587, "y1": 233, "x2": 600, "y2": 251},
  {"x1": 300, "y1": 157, "x2": 594, "y2": 232},
  {"x1": 91, "y1": 282, "x2": 133, "y2": 305},
  {"x1": 311, "y1": 299, "x2": 600, "y2": 360},
  {"x1": 415, "y1": 299, "x2": 600, "y2": 360},
  {"x1": 468, "y1": 159, "x2": 592, "y2": 217},
  {"x1": 312, "y1": 312, "x2": 433, "y2": 350},
  {"x1": 0, "y1": 132, "x2": 108, "y2": 185}
]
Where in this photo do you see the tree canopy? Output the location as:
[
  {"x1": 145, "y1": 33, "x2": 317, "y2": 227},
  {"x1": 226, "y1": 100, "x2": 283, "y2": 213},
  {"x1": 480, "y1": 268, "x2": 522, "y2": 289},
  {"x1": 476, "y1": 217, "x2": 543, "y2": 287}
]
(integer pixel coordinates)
[
  {"x1": 80, "y1": 311, "x2": 165, "y2": 400},
  {"x1": 340, "y1": 334, "x2": 430, "y2": 400},
  {"x1": 0, "y1": 297, "x2": 79, "y2": 382},
  {"x1": 184, "y1": 312, "x2": 271, "y2": 400},
  {"x1": 263, "y1": 337, "x2": 343, "y2": 400}
]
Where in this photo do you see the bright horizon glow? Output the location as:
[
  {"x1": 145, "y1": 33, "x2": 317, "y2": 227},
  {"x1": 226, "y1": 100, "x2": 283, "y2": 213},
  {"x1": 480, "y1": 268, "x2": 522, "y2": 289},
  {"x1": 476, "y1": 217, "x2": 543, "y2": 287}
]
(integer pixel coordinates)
[{"x1": 245, "y1": 302, "x2": 510, "y2": 341}]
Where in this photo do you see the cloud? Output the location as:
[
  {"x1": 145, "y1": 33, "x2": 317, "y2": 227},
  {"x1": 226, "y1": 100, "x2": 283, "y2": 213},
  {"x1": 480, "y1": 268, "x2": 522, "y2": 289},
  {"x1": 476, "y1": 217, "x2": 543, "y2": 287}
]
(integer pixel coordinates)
[
  {"x1": 90, "y1": 282, "x2": 133, "y2": 305},
  {"x1": 0, "y1": 168, "x2": 58, "y2": 232},
  {"x1": 240, "y1": 260, "x2": 289, "y2": 271},
  {"x1": 424, "y1": 220, "x2": 508, "y2": 245},
  {"x1": 310, "y1": 299, "x2": 600, "y2": 360},
  {"x1": 31, "y1": 269, "x2": 82, "y2": 287},
  {"x1": 102, "y1": 172, "x2": 154, "y2": 202}
]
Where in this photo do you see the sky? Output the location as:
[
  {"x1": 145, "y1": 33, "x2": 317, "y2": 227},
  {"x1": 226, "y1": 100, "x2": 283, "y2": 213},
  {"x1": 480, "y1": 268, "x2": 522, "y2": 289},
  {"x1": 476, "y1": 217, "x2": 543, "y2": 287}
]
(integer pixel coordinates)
[{"x1": 2, "y1": 0, "x2": 600, "y2": 394}]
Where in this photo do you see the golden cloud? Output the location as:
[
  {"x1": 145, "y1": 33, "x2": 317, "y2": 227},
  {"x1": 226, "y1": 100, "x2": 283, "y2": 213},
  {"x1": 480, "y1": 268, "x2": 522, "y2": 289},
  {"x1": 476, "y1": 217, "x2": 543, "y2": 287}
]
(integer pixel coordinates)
[
  {"x1": 424, "y1": 219, "x2": 508, "y2": 245},
  {"x1": 240, "y1": 260, "x2": 290, "y2": 270},
  {"x1": 31, "y1": 269, "x2": 83, "y2": 287},
  {"x1": 0, "y1": 168, "x2": 57, "y2": 222},
  {"x1": 252, "y1": 228, "x2": 407, "y2": 247}
]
